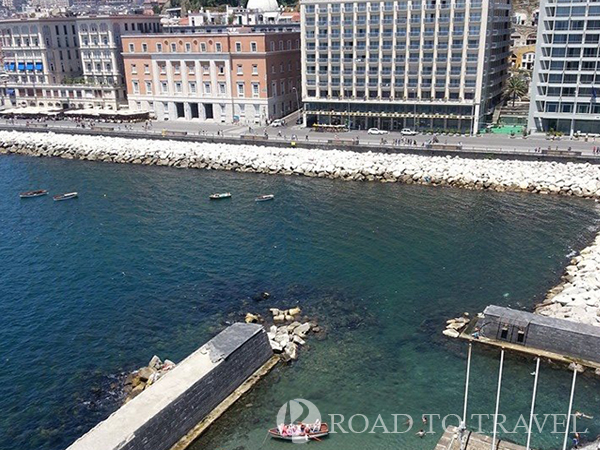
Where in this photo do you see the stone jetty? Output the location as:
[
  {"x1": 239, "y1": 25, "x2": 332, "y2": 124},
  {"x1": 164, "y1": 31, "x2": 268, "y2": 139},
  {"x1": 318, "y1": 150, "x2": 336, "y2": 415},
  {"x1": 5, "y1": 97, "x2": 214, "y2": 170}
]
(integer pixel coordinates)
[
  {"x1": 2, "y1": 130, "x2": 600, "y2": 198},
  {"x1": 536, "y1": 233, "x2": 600, "y2": 326}
]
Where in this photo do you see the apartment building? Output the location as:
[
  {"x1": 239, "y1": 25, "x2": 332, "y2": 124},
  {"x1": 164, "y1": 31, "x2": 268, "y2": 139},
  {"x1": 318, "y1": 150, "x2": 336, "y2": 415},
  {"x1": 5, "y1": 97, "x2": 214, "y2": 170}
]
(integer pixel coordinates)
[
  {"x1": 0, "y1": 15, "x2": 161, "y2": 110},
  {"x1": 528, "y1": 0, "x2": 600, "y2": 135},
  {"x1": 300, "y1": 0, "x2": 511, "y2": 133},
  {"x1": 121, "y1": 26, "x2": 301, "y2": 124}
]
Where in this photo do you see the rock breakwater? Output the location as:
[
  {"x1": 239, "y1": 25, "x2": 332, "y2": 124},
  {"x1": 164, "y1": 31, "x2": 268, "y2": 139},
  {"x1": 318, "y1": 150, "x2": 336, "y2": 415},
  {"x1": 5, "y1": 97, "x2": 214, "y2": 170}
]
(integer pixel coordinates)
[
  {"x1": 3, "y1": 131, "x2": 600, "y2": 198},
  {"x1": 536, "y1": 233, "x2": 600, "y2": 325}
]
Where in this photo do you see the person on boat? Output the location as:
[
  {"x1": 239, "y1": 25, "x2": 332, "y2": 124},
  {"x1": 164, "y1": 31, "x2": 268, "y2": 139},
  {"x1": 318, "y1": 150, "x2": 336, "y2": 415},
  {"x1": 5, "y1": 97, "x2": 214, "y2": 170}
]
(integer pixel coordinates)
[{"x1": 416, "y1": 429, "x2": 426, "y2": 438}]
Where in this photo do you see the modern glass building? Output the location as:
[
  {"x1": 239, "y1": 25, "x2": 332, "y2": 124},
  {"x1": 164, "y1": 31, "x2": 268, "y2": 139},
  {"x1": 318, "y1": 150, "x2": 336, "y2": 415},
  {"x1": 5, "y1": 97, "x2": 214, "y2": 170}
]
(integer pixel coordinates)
[
  {"x1": 300, "y1": 0, "x2": 511, "y2": 133},
  {"x1": 528, "y1": 0, "x2": 600, "y2": 135}
]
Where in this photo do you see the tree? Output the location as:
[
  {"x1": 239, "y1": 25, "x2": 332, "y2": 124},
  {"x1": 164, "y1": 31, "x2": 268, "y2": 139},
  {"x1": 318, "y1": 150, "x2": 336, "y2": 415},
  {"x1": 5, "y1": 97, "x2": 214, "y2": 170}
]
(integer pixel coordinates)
[{"x1": 505, "y1": 75, "x2": 528, "y2": 107}]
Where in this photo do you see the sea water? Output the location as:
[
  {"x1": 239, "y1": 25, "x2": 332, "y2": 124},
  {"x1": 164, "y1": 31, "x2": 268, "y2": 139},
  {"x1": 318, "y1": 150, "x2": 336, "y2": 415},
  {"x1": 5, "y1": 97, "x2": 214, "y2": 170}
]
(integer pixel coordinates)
[{"x1": 1, "y1": 154, "x2": 599, "y2": 450}]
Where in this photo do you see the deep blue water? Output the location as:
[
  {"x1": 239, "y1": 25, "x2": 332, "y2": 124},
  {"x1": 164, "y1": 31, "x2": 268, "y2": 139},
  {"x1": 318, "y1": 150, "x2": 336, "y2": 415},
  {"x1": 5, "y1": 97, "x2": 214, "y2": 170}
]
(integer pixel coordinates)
[{"x1": 1, "y1": 153, "x2": 600, "y2": 450}]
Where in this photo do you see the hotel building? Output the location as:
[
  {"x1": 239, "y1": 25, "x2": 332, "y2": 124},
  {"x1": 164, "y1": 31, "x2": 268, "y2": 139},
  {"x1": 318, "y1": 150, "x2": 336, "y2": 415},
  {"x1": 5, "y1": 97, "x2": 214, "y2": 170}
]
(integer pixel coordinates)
[
  {"x1": 121, "y1": 25, "x2": 301, "y2": 124},
  {"x1": 300, "y1": 0, "x2": 511, "y2": 133},
  {"x1": 0, "y1": 15, "x2": 161, "y2": 110},
  {"x1": 527, "y1": 0, "x2": 600, "y2": 135}
]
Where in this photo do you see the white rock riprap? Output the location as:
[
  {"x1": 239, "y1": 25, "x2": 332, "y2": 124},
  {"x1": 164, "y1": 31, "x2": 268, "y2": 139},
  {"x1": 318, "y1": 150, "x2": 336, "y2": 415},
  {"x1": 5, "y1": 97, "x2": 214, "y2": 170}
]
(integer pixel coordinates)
[
  {"x1": 3, "y1": 130, "x2": 600, "y2": 197},
  {"x1": 536, "y1": 234, "x2": 600, "y2": 325}
]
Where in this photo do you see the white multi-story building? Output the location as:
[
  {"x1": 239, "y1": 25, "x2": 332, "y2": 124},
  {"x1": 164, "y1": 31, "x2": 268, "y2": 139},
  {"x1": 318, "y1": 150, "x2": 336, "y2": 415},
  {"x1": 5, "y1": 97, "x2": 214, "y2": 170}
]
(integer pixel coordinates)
[
  {"x1": 300, "y1": 0, "x2": 511, "y2": 133},
  {"x1": 0, "y1": 15, "x2": 161, "y2": 110},
  {"x1": 528, "y1": 0, "x2": 600, "y2": 135}
]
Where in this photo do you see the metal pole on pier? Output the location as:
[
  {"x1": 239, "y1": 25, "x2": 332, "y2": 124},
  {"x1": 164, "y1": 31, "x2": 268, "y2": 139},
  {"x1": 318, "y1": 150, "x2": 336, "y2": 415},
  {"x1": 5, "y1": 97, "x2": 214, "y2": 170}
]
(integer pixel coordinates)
[
  {"x1": 525, "y1": 357, "x2": 540, "y2": 450},
  {"x1": 459, "y1": 343, "x2": 473, "y2": 450},
  {"x1": 562, "y1": 369, "x2": 578, "y2": 450},
  {"x1": 491, "y1": 349, "x2": 505, "y2": 450}
]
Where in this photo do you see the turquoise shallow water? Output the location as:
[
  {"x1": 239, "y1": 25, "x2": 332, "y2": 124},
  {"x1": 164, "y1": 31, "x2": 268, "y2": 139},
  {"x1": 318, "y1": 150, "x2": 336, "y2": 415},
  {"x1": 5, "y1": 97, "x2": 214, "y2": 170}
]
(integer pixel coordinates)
[{"x1": 1, "y1": 153, "x2": 600, "y2": 450}]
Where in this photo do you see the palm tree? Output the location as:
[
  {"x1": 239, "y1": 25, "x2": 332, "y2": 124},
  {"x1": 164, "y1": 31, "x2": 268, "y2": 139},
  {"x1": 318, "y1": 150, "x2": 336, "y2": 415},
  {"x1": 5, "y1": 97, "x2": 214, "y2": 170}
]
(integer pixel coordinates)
[{"x1": 505, "y1": 76, "x2": 528, "y2": 107}]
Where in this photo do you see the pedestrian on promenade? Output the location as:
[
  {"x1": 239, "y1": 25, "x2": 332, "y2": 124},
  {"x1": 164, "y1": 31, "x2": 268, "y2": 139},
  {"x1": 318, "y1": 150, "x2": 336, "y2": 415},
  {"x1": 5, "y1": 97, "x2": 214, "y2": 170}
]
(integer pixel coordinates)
[{"x1": 305, "y1": 135, "x2": 309, "y2": 141}]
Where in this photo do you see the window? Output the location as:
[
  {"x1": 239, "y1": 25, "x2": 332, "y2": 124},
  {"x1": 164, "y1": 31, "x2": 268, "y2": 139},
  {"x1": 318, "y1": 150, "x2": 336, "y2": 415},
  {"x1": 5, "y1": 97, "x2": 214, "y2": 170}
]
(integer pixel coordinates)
[
  {"x1": 144, "y1": 64, "x2": 150, "y2": 74},
  {"x1": 188, "y1": 63, "x2": 195, "y2": 75},
  {"x1": 250, "y1": 42, "x2": 257, "y2": 52},
  {"x1": 128, "y1": 43, "x2": 135, "y2": 53},
  {"x1": 235, "y1": 42, "x2": 242, "y2": 52},
  {"x1": 145, "y1": 81, "x2": 152, "y2": 94},
  {"x1": 142, "y1": 43, "x2": 148, "y2": 52},
  {"x1": 237, "y1": 64, "x2": 243, "y2": 75},
  {"x1": 237, "y1": 82, "x2": 245, "y2": 97},
  {"x1": 252, "y1": 82, "x2": 259, "y2": 98},
  {"x1": 170, "y1": 43, "x2": 177, "y2": 52},
  {"x1": 202, "y1": 64, "x2": 209, "y2": 74},
  {"x1": 500, "y1": 327, "x2": 508, "y2": 340},
  {"x1": 252, "y1": 64, "x2": 258, "y2": 75},
  {"x1": 189, "y1": 81, "x2": 196, "y2": 93},
  {"x1": 517, "y1": 330, "x2": 525, "y2": 343},
  {"x1": 204, "y1": 82, "x2": 211, "y2": 94},
  {"x1": 215, "y1": 42, "x2": 222, "y2": 52},
  {"x1": 132, "y1": 80, "x2": 139, "y2": 94},
  {"x1": 200, "y1": 42, "x2": 207, "y2": 52},
  {"x1": 185, "y1": 42, "x2": 191, "y2": 53},
  {"x1": 156, "y1": 43, "x2": 162, "y2": 52},
  {"x1": 161, "y1": 81, "x2": 168, "y2": 93},
  {"x1": 174, "y1": 64, "x2": 180, "y2": 74},
  {"x1": 159, "y1": 64, "x2": 166, "y2": 75},
  {"x1": 218, "y1": 65, "x2": 225, "y2": 75},
  {"x1": 219, "y1": 83, "x2": 226, "y2": 94}
]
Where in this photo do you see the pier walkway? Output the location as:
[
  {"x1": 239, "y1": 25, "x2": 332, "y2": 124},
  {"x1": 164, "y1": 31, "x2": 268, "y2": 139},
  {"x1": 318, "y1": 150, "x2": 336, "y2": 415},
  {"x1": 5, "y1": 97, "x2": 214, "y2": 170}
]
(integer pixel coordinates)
[{"x1": 435, "y1": 426, "x2": 531, "y2": 450}]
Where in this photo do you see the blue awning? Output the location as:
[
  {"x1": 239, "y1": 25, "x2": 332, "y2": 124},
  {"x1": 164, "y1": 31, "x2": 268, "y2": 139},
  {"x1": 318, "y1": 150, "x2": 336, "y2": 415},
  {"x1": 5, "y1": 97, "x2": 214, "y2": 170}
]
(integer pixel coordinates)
[
  {"x1": 8, "y1": 62, "x2": 15, "y2": 71},
  {"x1": 35, "y1": 62, "x2": 43, "y2": 71},
  {"x1": 17, "y1": 62, "x2": 25, "y2": 71},
  {"x1": 26, "y1": 62, "x2": 34, "y2": 71}
]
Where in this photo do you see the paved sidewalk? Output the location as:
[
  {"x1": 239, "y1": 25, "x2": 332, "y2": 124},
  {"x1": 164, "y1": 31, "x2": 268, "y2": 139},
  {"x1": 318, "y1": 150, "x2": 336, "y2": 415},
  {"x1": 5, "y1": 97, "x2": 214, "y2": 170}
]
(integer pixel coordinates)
[{"x1": 3, "y1": 117, "x2": 600, "y2": 158}]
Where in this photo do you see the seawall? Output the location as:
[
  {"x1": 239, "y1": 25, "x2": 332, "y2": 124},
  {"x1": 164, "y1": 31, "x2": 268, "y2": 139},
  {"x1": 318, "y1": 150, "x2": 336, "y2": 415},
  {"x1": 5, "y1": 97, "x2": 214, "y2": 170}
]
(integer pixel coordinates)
[
  {"x1": 2, "y1": 130, "x2": 600, "y2": 199},
  {"x1": 65, "y1": 323, "x2": 273, "y2": 450}
]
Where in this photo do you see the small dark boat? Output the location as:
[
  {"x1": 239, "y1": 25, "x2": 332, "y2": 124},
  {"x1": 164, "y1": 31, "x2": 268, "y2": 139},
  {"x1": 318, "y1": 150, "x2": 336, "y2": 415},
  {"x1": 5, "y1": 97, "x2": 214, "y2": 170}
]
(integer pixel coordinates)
[
  {"x1": 20, "y1": 190, "x2": 48, "y2": 198},
  {"x1": 53, "y1": 192, "x2": 78, "y2": 201},
  {"x1": 269, "y1": 422, "x2": 329, "y2": 442},
  {"x1": 255, "y1": 194, "x2": 275, "y2": 202},
  {"x1": 209, "y1": 192, "x2": 232, "y2": 200}
]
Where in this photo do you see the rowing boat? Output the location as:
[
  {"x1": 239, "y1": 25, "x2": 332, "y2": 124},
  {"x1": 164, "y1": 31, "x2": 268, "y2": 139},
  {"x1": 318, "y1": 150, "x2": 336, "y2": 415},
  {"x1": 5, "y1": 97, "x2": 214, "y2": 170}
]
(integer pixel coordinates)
[
  {"x1": 209, "y1": 192, "x2": 232, "y2": 200},
  {"x1": 255, "y1": 194, "x2": 275, "y2": 202},
  {"x1": 53, "y1": 192, "x2": 78, "y2": 201},
  {"x1": 20, "y1": 190, "x2": 48, "y2": 198},
  {"x1": 269, "y1": 423, "x2": 329, "y2": 442}
]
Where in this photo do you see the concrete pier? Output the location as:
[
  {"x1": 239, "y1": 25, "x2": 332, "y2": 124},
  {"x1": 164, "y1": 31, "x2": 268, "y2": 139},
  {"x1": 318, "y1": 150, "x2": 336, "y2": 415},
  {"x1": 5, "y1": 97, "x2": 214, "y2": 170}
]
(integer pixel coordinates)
[
  {"x1": 435, "y1": 426, "x2": 532, "y2": 450},
  {"x1": 65, "y1": 323, "x2": 273, "y2": 450}
]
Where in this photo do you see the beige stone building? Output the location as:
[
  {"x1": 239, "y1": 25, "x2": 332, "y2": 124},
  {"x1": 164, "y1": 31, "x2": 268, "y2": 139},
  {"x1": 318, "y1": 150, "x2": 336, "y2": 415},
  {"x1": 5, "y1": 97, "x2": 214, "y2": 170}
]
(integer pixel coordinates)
[{"x1": 0, "y1": 15, "x2": 161, "y2": 110}]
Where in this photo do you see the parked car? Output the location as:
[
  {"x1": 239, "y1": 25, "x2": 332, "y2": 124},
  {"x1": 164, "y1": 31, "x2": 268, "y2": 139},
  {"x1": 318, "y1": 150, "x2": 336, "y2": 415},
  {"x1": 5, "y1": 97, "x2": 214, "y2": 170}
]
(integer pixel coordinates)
[
  {"x1": 367, "y1": 128, "x2": 389, "y2": 135},
  {"x1": 271, "y1": 119, "x2": 285, "y2": 127},
  {"x1": 401, "y1": 128, "x2": 418, "y2": 136}
]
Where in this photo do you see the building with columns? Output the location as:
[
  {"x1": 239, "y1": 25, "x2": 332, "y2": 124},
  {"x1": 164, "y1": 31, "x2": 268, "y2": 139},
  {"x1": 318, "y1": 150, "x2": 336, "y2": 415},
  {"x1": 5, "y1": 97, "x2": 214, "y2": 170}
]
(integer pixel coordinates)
[
  {"x1": 0, "y1": 15, "x2": 161, "y2": 110},
  {"x1": 300, "y1": 0, "x2": 512, "y2": 133},
  {"x1": 121, "y1": 25, "x2": 301, "y2": 124}
]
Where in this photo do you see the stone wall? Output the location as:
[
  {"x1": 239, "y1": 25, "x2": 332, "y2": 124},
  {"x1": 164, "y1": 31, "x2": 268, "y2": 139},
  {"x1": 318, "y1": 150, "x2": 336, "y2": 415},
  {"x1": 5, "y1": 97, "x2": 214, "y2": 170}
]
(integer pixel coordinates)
[{"x1": 65, "y1": 323, "x2": 273, "y2": 450}]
